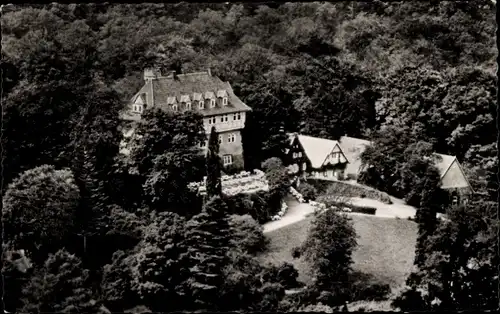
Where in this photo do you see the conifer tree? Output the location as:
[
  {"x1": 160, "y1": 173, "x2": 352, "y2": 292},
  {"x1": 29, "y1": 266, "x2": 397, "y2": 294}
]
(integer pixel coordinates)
[
  {"x1": 206, "y1": 126, "x2": 222, "y2": 197},
  {"x1": 181, "y1": 196, "x2": 232, "y2": 311}
]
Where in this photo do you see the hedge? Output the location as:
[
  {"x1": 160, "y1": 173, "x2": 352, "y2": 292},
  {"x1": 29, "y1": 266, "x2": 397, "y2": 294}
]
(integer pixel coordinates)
[
  {"x1": 315, "y1": 197, "x2": 377, "y2": 215},
  {"x1": 309, "y1": 179, "x2": 392, "y2": 205},
  {"x1": 224, "y1": 189, "x2": 283, "y2": 223}
]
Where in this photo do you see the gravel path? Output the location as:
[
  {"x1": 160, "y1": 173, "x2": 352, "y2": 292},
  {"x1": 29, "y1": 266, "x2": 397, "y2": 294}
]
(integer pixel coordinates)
[
  {"x1": 263, "y1": 196, "x2": 314, "y2": 233},
  {"x1": 263, "y1": 193, "x2": 417, "y2": 234}
]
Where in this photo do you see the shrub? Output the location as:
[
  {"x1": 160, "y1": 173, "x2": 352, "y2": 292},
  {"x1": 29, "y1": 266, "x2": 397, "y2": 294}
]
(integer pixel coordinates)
[
  {"x1": 223, "y1": 163, "x2": 240, "y2": 175},
  {"x1": 228, "y1": 214, "x2": 268, "y2": 254},
  {"x1": 380, "y1": 192, "x2": 393, "y2": 204},
  {"x1": 224, "y1": 193, "x2": 271, "y2": 224},
  {"x1": 261, "y1": 157, "x2": 283, "y2": 172},
  {"x1": 263, "y1": 262, "x2": 301, "y2": 289},
  {"x1": 297, "y1": 182, "x2": 318, "y2": 201},
  {"x1": 291, "y1": 247, "x2": 302, "y2": 259},
  {"x1": 299, "y1": 302, "x2": 334, "y2": 313},
  {"x1": 353, "y1": 206, "x2": 377, "y2": 215},
  {"x1": 349, "y1": 278, "x2": 391, "y2": 302},
  {"x1": 346, "y1": 173, "x2": 357, "y2": 181}
]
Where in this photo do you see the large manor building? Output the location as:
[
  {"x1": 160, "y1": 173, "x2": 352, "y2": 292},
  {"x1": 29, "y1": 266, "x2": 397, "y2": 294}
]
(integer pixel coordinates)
[{"x1": 121, "y1": 68, "x2": 252, "y2": 170}]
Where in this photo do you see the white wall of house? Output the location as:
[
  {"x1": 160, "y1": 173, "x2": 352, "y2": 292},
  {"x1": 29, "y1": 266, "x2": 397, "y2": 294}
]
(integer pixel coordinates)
[{"x1": 203, "y1": 112, "x2": 246, "y2": 133}]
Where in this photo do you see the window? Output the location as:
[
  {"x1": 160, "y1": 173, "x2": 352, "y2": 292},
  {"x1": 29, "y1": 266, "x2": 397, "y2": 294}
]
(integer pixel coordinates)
[
  {"x1": 219, "y1": 135, "x2": 223, "y2": 144},
  {"x1": 298, "y1": 152, "x2": 302, "y2": 157},
  {"x1": 237, "y1": 113, "x2": 241, "y2": 120},
  {"x1": 228, "y1": 133, "x2": 236, "y2": 143},
  {"x1": 302, "y1": 163, "x2": 307, "y2": 170},
  {"x1": 133, "y1": 104, "x2": 143, "y2": 113},
  {"x1": 220, "y1": 116, "x2": 224, "y2": 123},
  {"x1": 199, "y1": 140, "x2": 206, "y2": 148},
  {"x1": 223, "y1": 154, "x2": 233, "y2": 166},
  {"x1": 223, "y1": 97, "x2": 228, "y2": 106},
  {"x1": 210, "y1": 99, "x2": 216, "y2": 108},
  {"x1": 233, "y1": 113, "x2": 237, "y2": 120},
  {"x1": 186, "y1": 102, "x2": 191, "y2": 110},
  {"x1": 172, "y1": 104, "x2": 178, "y2": 111},
  {"x1": 199, "y1": 100, "x2": 205, "y2": 109},
  {"x1": 224, "y1": 115, "x2": 228, "y2": 122}
]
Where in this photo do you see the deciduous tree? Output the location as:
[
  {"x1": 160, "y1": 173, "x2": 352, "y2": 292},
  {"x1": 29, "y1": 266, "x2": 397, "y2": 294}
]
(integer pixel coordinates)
[
  {"x1": 301, "y1": 210, "x2": 357, "y2": 306},
  {"x1": 3, "y1": 165, "x2": 80, "y2": 263}
]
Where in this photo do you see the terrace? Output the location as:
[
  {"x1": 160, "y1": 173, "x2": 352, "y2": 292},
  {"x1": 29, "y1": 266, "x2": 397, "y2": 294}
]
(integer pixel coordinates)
[{"x1": 188, "y1": 169, "x2": 269, "y2": 196}]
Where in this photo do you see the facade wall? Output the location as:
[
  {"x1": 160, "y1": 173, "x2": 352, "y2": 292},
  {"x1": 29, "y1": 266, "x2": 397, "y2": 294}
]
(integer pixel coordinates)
[
  {"x1": 203, "y1": 112, "x2": 246, "y2": 134},
  {"x1": 219, "y1": 130, "x2": 244, "y2": 157},
  {"x1": 310, "y1": 167, "x2": 346, "y2": 181},
  {"x1": 324, "y1": 145, "x2": 348, "y2": 165},
  {"x1": 200, "y1": 129, "x2": 245, "y2": 170}
]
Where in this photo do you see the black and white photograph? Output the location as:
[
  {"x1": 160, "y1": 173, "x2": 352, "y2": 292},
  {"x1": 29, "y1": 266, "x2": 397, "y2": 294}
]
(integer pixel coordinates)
[{"x1": 1, "y1": 1, "x2": 498, "y2": 313}]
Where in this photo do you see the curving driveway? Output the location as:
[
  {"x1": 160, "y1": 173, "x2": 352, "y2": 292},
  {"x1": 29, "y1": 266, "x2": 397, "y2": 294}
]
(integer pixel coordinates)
[
  {"x1": 263, "y1": 194, "x2": 417, "y2": 234},
  {"x1": 263, "y1": 196, "x2": 315, "y2": 233}
]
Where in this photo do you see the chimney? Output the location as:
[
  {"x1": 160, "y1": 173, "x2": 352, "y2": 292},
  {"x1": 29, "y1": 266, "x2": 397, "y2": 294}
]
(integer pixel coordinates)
[{"x1": 144, "y1": 68, "x2": 157, "y2": 81}]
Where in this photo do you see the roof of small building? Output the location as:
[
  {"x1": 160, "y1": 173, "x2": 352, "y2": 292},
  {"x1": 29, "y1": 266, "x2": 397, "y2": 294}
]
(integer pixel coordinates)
[
  {"x1": 128, "y1": 70, "x2": 251, "y2": 117},
  {"x1": 293, "y1": 134, "x2": 347, "y2": 169},
  {"x1": 338, "y1": 136, "x2": 471, "y2": 190},
  {"x1": 339, "y1": 136, "x2": 372, "y2": 176},
  {"x1": 433, "y1": 153, "x2": 457, "y2": 179}
]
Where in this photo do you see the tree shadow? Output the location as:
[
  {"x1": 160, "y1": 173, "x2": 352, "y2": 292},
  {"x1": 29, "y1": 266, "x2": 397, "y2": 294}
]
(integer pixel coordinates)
[{"x1": 348, "y1": 270, "x2": 392, "y2": 302}]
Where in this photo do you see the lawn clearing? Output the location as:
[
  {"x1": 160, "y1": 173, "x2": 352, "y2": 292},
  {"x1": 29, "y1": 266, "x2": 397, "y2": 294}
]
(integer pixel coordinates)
[{"x1": 257, "y1": 214, "x2": 418, "y2": 291}]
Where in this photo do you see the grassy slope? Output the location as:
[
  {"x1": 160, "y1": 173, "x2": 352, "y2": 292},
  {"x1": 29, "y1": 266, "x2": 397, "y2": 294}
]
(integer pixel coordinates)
[{"x1": 257, "y1": 214, "x2": 418, "y2": 292}]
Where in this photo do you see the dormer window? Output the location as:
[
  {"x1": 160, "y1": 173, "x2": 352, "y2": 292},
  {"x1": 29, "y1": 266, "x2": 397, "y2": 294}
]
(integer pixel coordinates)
[
  {"x1": 186, "y1": 102, "x2": 191, "y2": 110},
  {"x1": 167, "y1": 96, "x2": 178, "y2": 110},
  {"x1": 204, "y1": 91, "x2": 216, "y2": 108},
  {"x1": 199, "y1": 100, "x2": 205, "y2": 109},
  {"x1": 223, "y1": 97, "x2": 228, "y2": 106}
]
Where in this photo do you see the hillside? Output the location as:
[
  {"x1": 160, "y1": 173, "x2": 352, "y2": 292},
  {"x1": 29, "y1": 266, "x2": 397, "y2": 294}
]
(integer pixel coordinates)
[{"x1": 259, "y1": 214, "x2": 418, "y2": 291}]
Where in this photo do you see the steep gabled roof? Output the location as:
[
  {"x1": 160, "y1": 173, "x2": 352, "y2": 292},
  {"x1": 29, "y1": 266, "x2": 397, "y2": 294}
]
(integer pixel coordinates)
[
  {"x1": 128, "y1": 70, "x2": 251, "y2": 118},
  {"x1": 295, "y1": 134, "x2": 347, "y2": 169},
  {"x1": 339, "y1": 136, "x2": 372, "y2": 176},
  {"x1": 434, "y1": 153, "x2": 457, "y2": 179}
]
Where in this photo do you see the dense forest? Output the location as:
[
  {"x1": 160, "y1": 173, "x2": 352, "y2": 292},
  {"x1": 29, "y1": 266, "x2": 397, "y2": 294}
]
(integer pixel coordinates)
[{"x1": 1, "y1": 1, "x2": 497, "y2": 313}]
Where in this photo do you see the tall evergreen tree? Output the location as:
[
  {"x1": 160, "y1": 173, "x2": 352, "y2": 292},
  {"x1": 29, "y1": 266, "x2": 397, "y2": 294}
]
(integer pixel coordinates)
[
  {"x1": 20, "y1": 250, "x2": 105, "y2": 313},
  {"x1": 180, "y1": 196, "x2": 232, "y2": 311},
  {"x1": 206, "y1": 126, "x2": 222, "y2": 198}
]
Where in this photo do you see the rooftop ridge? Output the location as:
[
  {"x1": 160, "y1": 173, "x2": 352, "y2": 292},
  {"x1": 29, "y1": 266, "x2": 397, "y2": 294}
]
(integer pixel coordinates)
[
  {"x1": 298, "y1": 134, "x2": 339, "y2": 143},
  {"x1": 155, "y1": 71, "x2": 210, "y2": 80}
]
